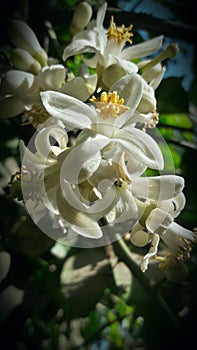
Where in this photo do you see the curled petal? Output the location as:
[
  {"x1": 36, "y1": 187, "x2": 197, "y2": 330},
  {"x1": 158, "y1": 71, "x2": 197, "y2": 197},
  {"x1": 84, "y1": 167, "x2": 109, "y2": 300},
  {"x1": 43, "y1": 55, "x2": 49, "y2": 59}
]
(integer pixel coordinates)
[
  {"x1": 41, "y1": 91, "x2": 96, "y2": 129},
  {"x1": 145, "y1": 208, "x2": 173, "y2": 235},
  {"x1": 141, "y1": 233, "x2": 160, "y2": 272},
  {"x1": 58, "y1": 132, "x2": 109, "y2": 184},
  {"x1": 35, "y1": 125, "x2": 68, "y2": 160},
  {"x1": 167, "y1": 222, "x2": 196, "y2": 242},
  {"x1": 63, "y1": 35, "x2": 98, "y2": 61},
  {"x1": 56, "y1": 187, "x2": 103, "y2": 239},
  {"x1": 131, "y1": 175, "x2": 184, "y2": 201},
  {"x1": 114, "y1": 127, "x2": 164, "y2": 170},
  {"x1": 158, "y1": 192, "x2": 186, "y2": 218}
]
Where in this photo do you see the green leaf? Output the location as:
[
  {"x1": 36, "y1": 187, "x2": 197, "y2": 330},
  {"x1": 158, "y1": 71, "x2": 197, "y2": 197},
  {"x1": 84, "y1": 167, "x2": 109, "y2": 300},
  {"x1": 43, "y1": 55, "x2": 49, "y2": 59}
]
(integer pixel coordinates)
[
  {"x1": 60, "y1": 248, "x2": 114, "y2": 318},
  {"x1": 156, "y1": 78, "x2": 189, "y2": 113},
  {"x1": 159, "y1": 113, "x2": 193, "y2": 129}
]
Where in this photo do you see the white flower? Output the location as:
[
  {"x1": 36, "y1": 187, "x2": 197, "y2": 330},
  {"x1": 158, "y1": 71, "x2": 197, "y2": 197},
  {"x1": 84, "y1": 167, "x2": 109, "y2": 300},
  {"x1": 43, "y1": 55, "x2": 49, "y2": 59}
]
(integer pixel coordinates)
[
  {"x1": 19, "y1": 123, "x2": 116, "y2": 240},
  {"x1": 129, "y1": 191, "x2": 196, "y2": 272},
  {"x1": 40, "y1": 73, "x2": 164, "y2": 170},
  {"x1": 0, "y1": 18, "x2": 97, "y2": 120},
  {"x1": 63, "y1": 3, "x2": 164, "y2": 82},
  {"x1": 0, "y1": 65, "x2": 97, "y2": 119}
]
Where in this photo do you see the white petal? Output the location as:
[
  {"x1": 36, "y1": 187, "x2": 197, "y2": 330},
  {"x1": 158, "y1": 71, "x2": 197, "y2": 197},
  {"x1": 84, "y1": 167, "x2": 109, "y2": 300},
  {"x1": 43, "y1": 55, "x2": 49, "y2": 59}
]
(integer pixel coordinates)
[
  {"x1": 40, "y1": 91, "x2": 96, "y2": 129},
  {"x1": 110, "y1": 73, "x2": 143, "y2": 111},
  {"x1": 59, "y1": 76, "x2": 93, "y2": 101},
  {"x1": 38, "y1": 65, "x2": 66, "y2": 90},
  {"x1": 141, "y1": 233, "x2": 160, "y2": 272},
  {"x1": 161, "y1": 228, "x2": 191, "y2": 254},
  {"x1": 63, "y1": 34, "x2": 98, "y2": 61},
  {"x1": 56, "y1": 187, "x2": 103, "y2": 239},
  {"x1": 10, "y1": 48, "x2": 41, "y2": 74},
  {"x1": 145, "y1": 208, "x2": 173, "y2": 235},
  {"x1": 113, "y1": 127, "x2": 164, "y2": 170},
  {"x1": 113, "y1": 56, "x2": 138, "y2": 74},
  {"x1": 96, "y1": 2, "x2": 107, "y2": 27},
  {"x1": 9, "y1": 20, "x2": 42, "y2": 55},
  {"x1": 131, "y1": 175, "x2": 184, "y2": 201},
  {"x1": 19, "y1": 140, "x2": 46, "y2": 167},
  {"x1": 167, "y1": 222, "x2": 196, "y2": 241},
  {"x1": 121, "y1": 35, "x2": 164, "y2": 60},
  {"x1": 35, "y1": 125, "x2": 68, "y2": 160},
  {"x1": 158, "y1": 192, "x2": 186, "y2": 218},
  {"x1": 1, "y1": 70, "x2": 38, "y2": 97},
  {"x1": 113, "y1": 188, "x2": 138, "y2": 224},
  {"x1": 58, "y1": 132, "x2": 110, "y2": 184}
]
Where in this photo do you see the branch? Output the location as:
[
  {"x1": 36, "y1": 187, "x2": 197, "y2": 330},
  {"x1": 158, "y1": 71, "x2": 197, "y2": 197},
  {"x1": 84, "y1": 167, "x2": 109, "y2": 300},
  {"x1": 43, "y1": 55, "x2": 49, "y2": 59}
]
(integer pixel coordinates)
[
  {"x1": 104, "y1": 8, "x2": 197, "y2": 44},
  {"x1": 50, "y1": 7, "x2": 197, "y2": 44},
  {"x1": 112, "y1": 235, "x2": 154, "y2": 292}
]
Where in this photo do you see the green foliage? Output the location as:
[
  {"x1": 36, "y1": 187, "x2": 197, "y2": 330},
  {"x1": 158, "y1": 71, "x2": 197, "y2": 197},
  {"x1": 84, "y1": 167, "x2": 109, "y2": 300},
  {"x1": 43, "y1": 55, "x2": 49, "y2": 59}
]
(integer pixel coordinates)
[{"x1": 156, "y1": 77, "x2": 189, "y2": 113}]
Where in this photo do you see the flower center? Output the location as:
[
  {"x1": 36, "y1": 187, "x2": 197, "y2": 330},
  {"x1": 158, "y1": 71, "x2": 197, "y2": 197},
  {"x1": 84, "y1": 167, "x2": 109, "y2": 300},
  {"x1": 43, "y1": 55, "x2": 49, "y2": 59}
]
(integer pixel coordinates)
[
  {"x1": 107, "y1": 16, "x2": 133, "y2": 45},
  {"x1": 22, "y1": 103, "x2": 49, "y2": 128},
  {"x1": 90, "y1": 91, "x2": 129, "y2": 118}
]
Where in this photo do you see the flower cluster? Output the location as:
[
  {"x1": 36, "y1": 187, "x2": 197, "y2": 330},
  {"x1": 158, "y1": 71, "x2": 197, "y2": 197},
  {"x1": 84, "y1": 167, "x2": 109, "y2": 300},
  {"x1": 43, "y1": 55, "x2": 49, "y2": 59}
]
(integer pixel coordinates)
[{"x1": 2, "y1": 2, "x2": 196, "y2": 272}]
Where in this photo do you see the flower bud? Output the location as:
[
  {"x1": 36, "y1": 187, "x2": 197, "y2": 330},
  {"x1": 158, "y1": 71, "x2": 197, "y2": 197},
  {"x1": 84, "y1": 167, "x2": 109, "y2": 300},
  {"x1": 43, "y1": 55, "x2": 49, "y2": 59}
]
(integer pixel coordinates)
[
  {"x1": 38, "y1": 64, "x2": 66, "y2": 90},
  {"x1": 130, "y1": 229, "x2": 151, "y2": 247},
  {"x1": 137, "y1": 85, "x2": 156, "y2": 113},
  {"x1": 10, "y1": 48, "x2": 41, "y2": 74},
  {"x1": 70, "y1": 2, "x2": 92, "y2": 35},
  {"x1": 1, "y1": 70, "x2": 39, "y2": 97},
  {"x1": 141, "y1": 44, "x2": 179, "y2": 74},
  {"x1": 8, "y1": 20, "x2": 48, "y2": 66}
]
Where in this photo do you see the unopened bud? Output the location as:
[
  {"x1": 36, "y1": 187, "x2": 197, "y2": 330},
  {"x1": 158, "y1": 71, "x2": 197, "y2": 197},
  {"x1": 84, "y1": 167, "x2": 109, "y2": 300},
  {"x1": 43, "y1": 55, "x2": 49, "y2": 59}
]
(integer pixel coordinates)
[
  {"x1": 141, "y1": 44, "x2": 179, "y2": 74},
  {"x1": 130, "y1": 230, "x2": 151, "y2": 247},
  {"x1": 10, "y1": 48, "x2": 41, "y2": 74},
  {"x1": 9, "y1": 20, "x2": 48, "y2": 66},
  {"x1": 70, "y1": 2, "x2": 92, "y2": 35}
]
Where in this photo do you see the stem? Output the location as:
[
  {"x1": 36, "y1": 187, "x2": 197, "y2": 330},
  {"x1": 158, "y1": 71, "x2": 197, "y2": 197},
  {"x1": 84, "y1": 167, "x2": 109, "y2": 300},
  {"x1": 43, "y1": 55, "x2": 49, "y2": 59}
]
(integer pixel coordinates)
[{"x1": 112, "y1": 235, "x2": 181, "y2": 332}]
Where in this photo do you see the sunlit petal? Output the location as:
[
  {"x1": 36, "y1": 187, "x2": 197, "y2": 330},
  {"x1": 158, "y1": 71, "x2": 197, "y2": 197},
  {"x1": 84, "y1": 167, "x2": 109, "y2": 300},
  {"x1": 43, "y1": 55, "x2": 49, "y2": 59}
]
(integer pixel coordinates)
[
  {"x1": 41, "y1": 91, "x2": 96, "y2": 129},
  {"x1": 131, "y1": 175, "x2": 184, "y2": 201},
  {"x1": 121, "y1": 35, "x2": 164, "y2": 60},
  {"x1": 114, "y1": 127, "x2": 164, "y2": 169}
]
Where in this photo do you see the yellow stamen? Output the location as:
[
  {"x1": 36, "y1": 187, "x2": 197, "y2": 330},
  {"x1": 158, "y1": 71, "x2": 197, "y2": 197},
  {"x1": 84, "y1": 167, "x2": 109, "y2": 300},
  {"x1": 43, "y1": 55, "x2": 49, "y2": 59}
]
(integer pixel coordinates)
[
  {"x1": 90, "y1": 91, "x2": 129, "y2": 118},
  {"x1": 107, "y1": 16, "x2": 133, "y2": 45}
]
